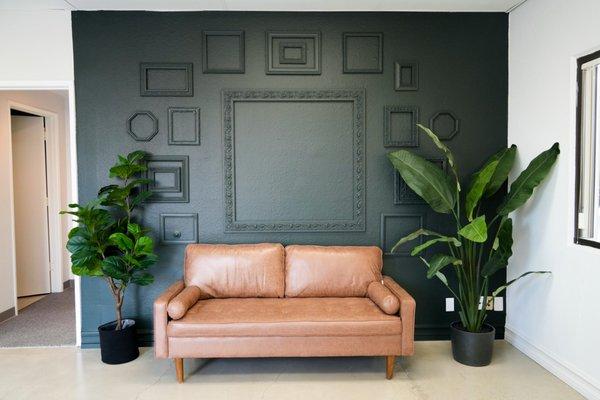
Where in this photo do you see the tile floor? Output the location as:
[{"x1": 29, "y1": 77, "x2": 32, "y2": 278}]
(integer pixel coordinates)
[{"x1": 0, "y1": 341, "x2": 583, "y2": 400}]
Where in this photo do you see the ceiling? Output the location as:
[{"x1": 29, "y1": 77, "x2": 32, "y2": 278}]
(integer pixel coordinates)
[{"x1": 0, "y1": 0, "x2": 525, "y2": 12}]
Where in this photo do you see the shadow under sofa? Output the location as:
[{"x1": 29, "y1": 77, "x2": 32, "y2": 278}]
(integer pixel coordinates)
[{"x1": 154, "y1": 243, "x2": 416, "y2": 382}]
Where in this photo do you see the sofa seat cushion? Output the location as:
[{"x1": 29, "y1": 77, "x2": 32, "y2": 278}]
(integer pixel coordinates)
[{"x1": 167, "y1": 297, "x2": 402, "y2": 338}]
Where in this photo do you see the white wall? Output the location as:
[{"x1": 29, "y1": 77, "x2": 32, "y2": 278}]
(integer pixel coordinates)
[
  {"x1": 0, "y1": 10, "x2": 74, "y2": 316},
  {"x1": 507, "y1": 0, "x2": 600, "y2": 398},
  {"x1": 0, "y1": 10, "x2": 74, "y2": 82}
]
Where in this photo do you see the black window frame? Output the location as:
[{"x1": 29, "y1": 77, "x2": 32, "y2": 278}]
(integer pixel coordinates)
[{"x1": 574, "y1": 49, "x2": 600, "y2": 249}]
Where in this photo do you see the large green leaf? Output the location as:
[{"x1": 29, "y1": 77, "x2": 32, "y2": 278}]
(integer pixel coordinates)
[
  {"x1": 498, "y1": 143, "x2": 560, "y2": 215},
  {"x1": 131, "y1": 272, "x2": 154, "y2": 286},
  {"x1": 465, "y1": 160, "x2": 499, "y2": 221},
  {"x1": 417, "y1": 124, "x2": 460, "y2": 190},
  {"x1": 109, "y1": 232, "x2": 134, "y2": 251},
  {"x1": 492, "y1": 270, "x2": 550, "y2": 297},
  {"x1": 411, "y1": 236, "x2": 461, "y2": 256},
  {"x1": 391, "y1": 228, "x2": 447, "y2": 253},
  {"x1": 101, "y1": 256, "x2": 129, "y2": 281},
  {"x1": 458, "y1": 215, "x2": 488, "y2": 243},
  {"x1": 482, "y1": 218, "x2": 513, "y2": 277},
  {"x1": 135, "y1": 236, "x2": 154, "y2": 254},
  {"x1": 388, "y1": 150, "x2": 456, "y2": 214},
  {"x1": 422, "y1": 254, "x2": 462, "y2": 279},
  {"x1": 485, "y1": 145, "x2": 517, "y2": 198}
]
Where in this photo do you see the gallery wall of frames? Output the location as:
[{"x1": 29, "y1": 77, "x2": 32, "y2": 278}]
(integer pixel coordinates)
[{"x1": 72, "y1": 11, "x2": 508, "y2": 346}]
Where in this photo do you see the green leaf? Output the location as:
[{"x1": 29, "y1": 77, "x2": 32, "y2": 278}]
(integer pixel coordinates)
[
  {"x1": 498, "y1": 143, "x2": 560, "y2": 215},
  {"x1": 423, "y1": 254, "x2": 462, "y2": 279},
  {"x1": 135, "y1": 236, "x2": 154, "y2": 254},
  {"x1": 410, "y1": 236, "x2": 461, "y2": 256},
  {"x1": 458, "y1": 215, "x2": 488, "y2": 243},
  {"x1": 109, "y1": 232, "x2": 134, "y2": 251},
  {"x1": 101, "y1": 256, "x2": 129, "y2": 281},
  {"x1": 482, "y1": 218, "x2": 513, "y2": 277},
  {"x1": 417, "y1": 124, "x2": 460, "y2": 191},
  {"x1": 388, "y1": 150, "x2": 456, "y2": 214},
  {"x1": 485, "y1": 145, "x2": 517, "y2": 198},
  {"x1": 131, "y1": 272, "x2": 154, "y2": 286},
  {"x1": 492, "y1": 270, "x2": 550, "y2": 297},
  {"x1": 127, "y1": 222, "x2": 142, "y2": 237},
  {"x1": 390, "y1": 228, "x2": 447, "y2": 253},
  {"x1": 138, "y1": 253, "x2": 159, "y2": 268},
  {"x1": 465, "y1": 160, "x2": 499, "y2": 221},
  {"x1": 127, "y1": 150, "x2": 146, "y2": 163}
]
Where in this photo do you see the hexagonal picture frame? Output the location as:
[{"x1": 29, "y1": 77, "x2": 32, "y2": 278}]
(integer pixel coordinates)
[
  {"x1": 429, "y1": 111, "x2": 459, "y2": 141},
  {"x1": 127, "y1": 111, "x2": 159, "y2": 142}
]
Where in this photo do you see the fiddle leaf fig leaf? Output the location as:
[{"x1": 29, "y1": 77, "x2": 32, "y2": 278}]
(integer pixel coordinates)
[{"x1": 458, "y1": 215, "x2": 488, "y2": 243}]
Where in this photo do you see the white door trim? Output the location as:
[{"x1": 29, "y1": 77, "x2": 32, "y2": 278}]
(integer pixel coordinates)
[{"x1": 0, "y1": 81, "x2": 81, "y2": 347}]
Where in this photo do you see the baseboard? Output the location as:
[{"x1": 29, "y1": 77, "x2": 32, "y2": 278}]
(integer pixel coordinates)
[
  {"x1": 505, "y1": 326, "x2": 600, "y2": 400},
  {"x1": 0, "y1": 307, "x2": 16, "y2": 324},
  {"x1": 63, "y1": 279, "x2": 74, "y2": 290}
]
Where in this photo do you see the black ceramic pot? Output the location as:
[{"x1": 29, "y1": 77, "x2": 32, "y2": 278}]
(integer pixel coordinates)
[
  {"x1": 98, "y1": 319, "x2": 139, "y2": 365},
  {"x1": 450, "y1": 321, "x2": 495, "y2": 367}
]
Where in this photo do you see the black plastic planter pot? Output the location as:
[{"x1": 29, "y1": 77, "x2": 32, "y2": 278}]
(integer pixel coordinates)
[
  {"x1": 450, "y1": 321, "x2": 495, "y2": 367},
  {"x1": 98, "y1": 319, "x2": 139, "y2": 365}
]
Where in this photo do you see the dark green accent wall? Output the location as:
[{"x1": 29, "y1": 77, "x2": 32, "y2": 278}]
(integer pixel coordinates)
[{"x1": 72, "y1": 11, "x2": 508, "y2": 347}]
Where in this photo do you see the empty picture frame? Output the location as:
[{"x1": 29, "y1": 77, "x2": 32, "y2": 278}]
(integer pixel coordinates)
[
  {"x1": 168, "y1": 107, "x2": 201, "y2": 145},
  {"x1": 343, "y1": 32, "x2": 383, "y2": 74},
  {"x1": 394, "y1": 61, "x2": 418, "y2": 91},
  {"x1": 202, "y1": 30, "x2": 245, "y2": 74},
  {"x1": 266, "y1": 32, "x2": 321, "y2": 75},
  {"x1": 383, "y1": 105, "x2": 420, "y2": 147},
  {"x1": 140, "y1": 63, "x2": 193, "y2": 97},
  {"x1": 144, "y1": 155, "x2": 189, "y2": 203},
  {"x1": 394, "y1": 158, "x2": 447, "y2": 204},
  {"x1": 380, "y1": 213, "x2": 424, "y2": 256}
]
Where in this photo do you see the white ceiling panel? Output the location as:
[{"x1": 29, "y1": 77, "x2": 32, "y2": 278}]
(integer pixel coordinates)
[{"x1": 0, "y1": 0, "x2": 524, "y2": 12}]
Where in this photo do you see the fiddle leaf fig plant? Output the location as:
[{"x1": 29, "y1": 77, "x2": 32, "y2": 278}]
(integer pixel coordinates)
[
  {"x1": 389, "y1": 125, "x2": 559, "y2": 332},
  {"x1": 61, "y1": 151, "x2": 158, "y2": 330}
]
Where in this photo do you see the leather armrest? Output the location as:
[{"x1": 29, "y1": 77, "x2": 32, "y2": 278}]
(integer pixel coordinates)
[
  {"x1": 154, "y1": 280, "x2": 185, "y2": 358},
  {"x1": 382, "y1": 276, "x2": 416, "y2": 356},
  {"x1": 167, "y1": 286, "x2": 204, "y2": 320},
  {"x1": 367, "y1": 281, "x2": 400, "y2": 314}
]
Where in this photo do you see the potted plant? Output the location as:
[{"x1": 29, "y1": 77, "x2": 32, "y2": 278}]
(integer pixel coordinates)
[
  {"x1": 61, "y1": 151, "x2": 158, "y2": 364},
  {"x1": 389, "y1": 125, "x2": 559, "y2": 367}
]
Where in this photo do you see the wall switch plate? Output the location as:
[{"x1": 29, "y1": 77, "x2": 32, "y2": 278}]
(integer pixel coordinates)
[
  {"x1": 478, "y1": 296, "x2": 484, "y2": 310},
  {"x1": 445, "y1": 297, "x2": 454, "y2": 312},
  {"x1": 486, "y1": 296, "x2": 494, "y2": 310},
  {"x1": 494, "y1": 296, "x2": 504, "y2": 311}
]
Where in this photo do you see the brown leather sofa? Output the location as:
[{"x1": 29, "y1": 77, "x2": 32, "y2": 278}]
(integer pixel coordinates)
[{"x1": 154, "y1": 243, "x2": 415, "y2": 382}]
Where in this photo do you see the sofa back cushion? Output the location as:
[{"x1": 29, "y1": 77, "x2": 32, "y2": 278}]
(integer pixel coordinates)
[
  {"x1": 184, "y1": 243, "x2": 285, "y2": 298},
  {"x1": 284, "y1": 245, "x2": 383, "y2": 297}
]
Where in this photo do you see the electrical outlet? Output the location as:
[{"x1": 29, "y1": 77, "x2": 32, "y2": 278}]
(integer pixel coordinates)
[
  {"x1": 445, "y1": 297, "x2": 454, "y2": 312},
  {"x1": 478, "y1": 296, "x2": 484, "y2": 310},
  {"x1": 486, "y1": 296, "x2": 494, "y2": 310},
  {"x1": 494, "y1": 296, "x2": 504, "y2": 311}
]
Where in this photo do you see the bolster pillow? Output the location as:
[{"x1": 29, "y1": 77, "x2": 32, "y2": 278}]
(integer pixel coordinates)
[
  {"x1": 167, "y1": 285, "x2": 203, "y2": 320},
  {"x1": 367, "y1": 281, "x2": 400, "y2": 315}
]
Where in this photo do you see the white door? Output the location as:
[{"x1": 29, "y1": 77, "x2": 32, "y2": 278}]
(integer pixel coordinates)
[{"x1": 12, "y1": 115, "x2": 51, "y2": 297}]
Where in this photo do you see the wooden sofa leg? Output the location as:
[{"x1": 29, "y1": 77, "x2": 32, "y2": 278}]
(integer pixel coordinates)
[
  {"x1": 386, "y1": 355, "x2": 395, "y2": 380},
  {"x1": 175, "y1": 358, "x2": 184, "y2": 383}
]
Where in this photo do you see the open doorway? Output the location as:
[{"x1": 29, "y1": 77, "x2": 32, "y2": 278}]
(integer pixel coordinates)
[{"x1": 0, "y1": 90, "x2": 76, "y2": 347}]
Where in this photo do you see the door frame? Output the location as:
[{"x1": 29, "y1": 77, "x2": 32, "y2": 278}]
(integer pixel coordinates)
[
  {"x1": 0, "y1": 81, "x2": 80, "y2": 346},
  {"x1": 10, "y1": 102, "x2": 61, "y2": 296}
]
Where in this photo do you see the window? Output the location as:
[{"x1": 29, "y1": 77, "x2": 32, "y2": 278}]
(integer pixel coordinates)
[{"x1": 575, "y1": 49, "x2": 600, "y2": 247}]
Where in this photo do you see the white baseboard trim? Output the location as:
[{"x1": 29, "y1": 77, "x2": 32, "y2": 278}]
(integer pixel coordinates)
[{"x1": 505, "y1": 326, "x2": 600, "y2": 400}]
